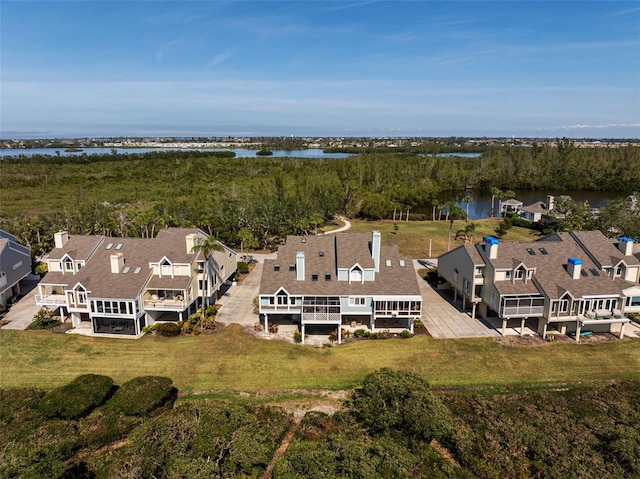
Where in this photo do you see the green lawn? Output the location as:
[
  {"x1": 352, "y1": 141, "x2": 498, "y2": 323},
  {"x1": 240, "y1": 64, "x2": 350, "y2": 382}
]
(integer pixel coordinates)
[
  {"x1": 347, "y1": 218, "x2": 539, "y2": 258},
  {"x1": 1, "y1": 326, "x2": 638, "y2": 392}
]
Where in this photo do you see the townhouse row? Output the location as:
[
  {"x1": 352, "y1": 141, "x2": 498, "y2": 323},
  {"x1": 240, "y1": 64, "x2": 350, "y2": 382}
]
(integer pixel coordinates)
[
  {"x1": 438, "y1": 231, "x2": 640, "y2": 341},
  {"x1": 35, "y1": 228, "x2": 236, "y2": 336}
]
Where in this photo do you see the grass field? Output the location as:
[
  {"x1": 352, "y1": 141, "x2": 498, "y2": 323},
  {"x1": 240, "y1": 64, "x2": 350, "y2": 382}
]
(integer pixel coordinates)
[
  {"x1": 1, "y1": 326, "x2": 638, "y2": 393},
  {"x1": 346, "y1": 218, "x2": 539, "y2": 258}
]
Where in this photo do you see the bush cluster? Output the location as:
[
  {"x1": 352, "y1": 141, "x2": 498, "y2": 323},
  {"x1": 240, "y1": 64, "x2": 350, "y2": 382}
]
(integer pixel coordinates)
[
  {"x1": 155, "y1": 322, "x2": 181, "y2": 337},
  {"x1": 28, "y1": 307, "x2": 61, "y2": 330},
  {"x1": 38, "y1": 374, "x2": 114, "y2": 419},
  {"x1": 237, "y1": 261, "x2": 250, "y2": 274},
  {"x1": 110, "y1": 376, "x2": 175, "y2": 416}
]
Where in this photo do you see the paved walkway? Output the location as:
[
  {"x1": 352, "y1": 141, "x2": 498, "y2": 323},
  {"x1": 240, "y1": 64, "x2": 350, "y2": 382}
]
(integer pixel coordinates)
[{"x1": 322, "y1": 216, "x2": 351, "y2": 234}]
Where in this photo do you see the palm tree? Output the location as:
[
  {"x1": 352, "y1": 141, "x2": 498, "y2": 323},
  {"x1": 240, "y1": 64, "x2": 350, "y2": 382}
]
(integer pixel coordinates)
[
  {"x1": 446, "y1": 203, "x2": 466, "y2": 252},
  {"x1": 463, "y1": 195, "x2": 473, "y2": 220},
  {"x1": 191, "y1": 234, "x2": 224, "y2": 318},
  {"x1": 431, "y1": 198, "x2": 439, "y2": 221},
  {"x1": 490, "y1": 187, "x2": 501, "y2": 217}
]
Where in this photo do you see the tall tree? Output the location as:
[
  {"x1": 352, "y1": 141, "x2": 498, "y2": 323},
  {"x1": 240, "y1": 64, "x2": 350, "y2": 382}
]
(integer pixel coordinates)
[
  {"x1": 463, "y1": 195, "x2": 473, "y2": 220},
  {"x1": 190, "y1": 235, "x2": 224, "y2": 317},
  {"x1": 446, "y1": 203, "x2": 466, "y2": 251}
]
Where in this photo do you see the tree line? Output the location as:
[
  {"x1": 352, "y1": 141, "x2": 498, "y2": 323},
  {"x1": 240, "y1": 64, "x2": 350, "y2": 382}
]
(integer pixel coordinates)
[{"x1": 1, "y1": 142, "x2": 638, "y2": 256}]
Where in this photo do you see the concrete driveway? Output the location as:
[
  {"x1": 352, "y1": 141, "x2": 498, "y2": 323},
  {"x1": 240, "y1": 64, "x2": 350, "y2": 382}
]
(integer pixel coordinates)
[
  {"x1": 216, "y1": 253, "x2": 276, "y2": 328},
  {"x1": 2, "y1": 278, "x2": 41, "y2": 330},
  {"x1": 414, "y1": 260, "x2": 498, "y2": 339}
]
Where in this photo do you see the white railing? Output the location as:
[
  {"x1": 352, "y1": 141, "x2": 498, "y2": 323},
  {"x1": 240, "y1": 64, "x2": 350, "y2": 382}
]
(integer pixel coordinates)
[
  {"x1": 500, "y1": 305, "x2": 544, "y2": 317},
  {"x1": 302, "y1": 311, "x2": 341, "y2": 322},
  {"x1": 35, "y1": 294, "x2": 67, "y2": 305},
  {"x1": 143, "y1": 299, "x2": 187, "y2": 310}
]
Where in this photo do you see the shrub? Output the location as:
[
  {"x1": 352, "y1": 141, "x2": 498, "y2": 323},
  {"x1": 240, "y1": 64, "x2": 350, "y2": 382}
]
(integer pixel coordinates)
[
  {"x1": 110, "y1": 376, "x2": 176, "y2": 416},
  {"x1": 200, "y1": 316, "x2": 216, "y2": 330},
  {"x1": 353, "y1": 329, "x2": 370, "y2": 338},
  {"x1": 237, "y1": 261, "x2": 250, "y2": 274},
  {"x1": 187, "y1": 312, "x2": 200, "y2": 325},
  {"x1": 34, "y1": 262, "x2": 48, "y2": 275},
  {"x1": 322, "y1": 343, "x2": 333, "y2": 348},
  {"x1": 351, "y1": 368, "x2": 453, "y2": 442},
  {"x1": 204, "y1": 304, "x2": 218, "y2": 317},
  {"x1": 293, "y1": 331, "x2": 302, "y2": 343},
  {"x1": 142, "y1": 324, "x2": 156, "y2": 335},
  {"x1": 28, "y1": 307, "x2": 61, "y2": 330},
  {"x1": 329, "y1": 330, "x2": 338, "y2": 342},
  {"x1": 341, "y1": 328, "x2": 351, "y2": 339},
  {"x1": 414, "y1": 319, "x2": 425, "y2": 329},
  {"x1": 0, "y1": 304, "x2": 6, "y2": 315},
  {"x1": 400, "y1": 329, "x2": 412, "y2": 339},
  {"x1": 155, "y1": 322, "x2": 181, "y2": 337},
  {"x1": 39, "y1": 374, "x2": 114, "y2": 419},
  {"x1": 268, "y1": 323, "x2": 279, "y2": 333}
]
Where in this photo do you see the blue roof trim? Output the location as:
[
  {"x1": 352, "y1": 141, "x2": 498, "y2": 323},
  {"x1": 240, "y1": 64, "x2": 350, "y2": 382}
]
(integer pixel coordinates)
[
  {"x1": 485, "y1": 236, "x2": 499, "y2": 245},
  {"x1": 568, "y1": 257, "x2": 582, "y2": 265},
  {"x1": 618, "y1": 236, "x2": 634, "y2": 243}
]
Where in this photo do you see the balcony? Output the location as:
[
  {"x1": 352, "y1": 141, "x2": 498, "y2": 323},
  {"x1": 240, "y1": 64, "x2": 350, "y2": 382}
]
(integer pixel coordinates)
[
  {"x1": 302, "y1": 306, "x2": 341, "y2": 322},
  {"x1": 500, "y1": 305, "x2": 544, "y2": 317},
  {"x1": 35, "y1": 294, "x2": 67, "y2": 306},
  {"x1": 143, "y1": 297, "x2": 187, "y2": 311}
]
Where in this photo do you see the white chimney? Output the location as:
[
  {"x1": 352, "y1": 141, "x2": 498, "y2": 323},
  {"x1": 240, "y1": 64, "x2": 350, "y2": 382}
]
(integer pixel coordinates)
[
  {"x1": 567, "y1": 257, "x2": 582, "y2": 279},
  {"x1": 186, "y1": 233, "x2": 197, "y2": 254},
  {"x1": 296, "y1": 251, "x2": 305, "y2": 281},
  {"x1": 618, "y1": 237, "x2": 634, "y2": 256},
  {"x1": 371, "y1": 230, "x2": 381, "y2": 272},
  {"x1": 485, "y1": 237, "x2": 499, "y2": 259},
  {"x1": 547, "y1": 195, "x2": 555, "y2": 211},
  {"x1": 54, "y1": 231, "x2": 69, "y2": 249},
  {"x1": 110, "y1": 253, "x2": 124, "y2": 274}
]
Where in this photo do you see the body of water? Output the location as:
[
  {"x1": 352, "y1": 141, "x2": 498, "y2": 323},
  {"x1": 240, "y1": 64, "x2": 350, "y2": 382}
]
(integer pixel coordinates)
[
  {"x1": 0, "y1": 147, "x2": 353, "y2": 159},
  {"x1": 438, "y1": 189, "x2": 625, "y2": 220}
]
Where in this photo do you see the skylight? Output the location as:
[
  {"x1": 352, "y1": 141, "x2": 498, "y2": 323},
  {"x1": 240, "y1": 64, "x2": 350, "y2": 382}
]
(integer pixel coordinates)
[
  {"x1": 385, "y1": 259, "x2": 392, "y2": 267},
  {"x1": 105, "y1": 243, "x2": 113, "y2": 250},
  {"x1": 274, "y1": 264, "x2": 280, "y2": 271},
  {"x1": 115, "y1": 243, "x2": 123, "y2": 250},
  {"x1": 526, "y1": 248, "x2": 536, "y2": 255},
  {"x1": 589, "y1": 268, "x2": 600, "y2": 277},
  {"x1": 133, "y1": 267, "x2": 142, "y2": 274},
  {"x1": 122, "y1": 266, "x2": 130, "y2": 274},
  {"x1": 312, "y1": 273, "x2": 318, "y2": 281},
  {"x1": 539, "y1": 248, "x2": 549, "y2": 255},
  {"x1": 399, "y1": 259, "x2": 406, "y2": 267},
  {"x1": 581, "y1": 270, "x2": 588, "y2": 277}
]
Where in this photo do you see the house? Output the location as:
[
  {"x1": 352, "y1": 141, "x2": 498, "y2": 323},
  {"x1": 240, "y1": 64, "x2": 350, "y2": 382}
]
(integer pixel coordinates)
[
  {"x1": 520, "y1": 195, "x2": 555, "y2": 223},
  {"x1": 258, "y1": 231, "x2": 422, "y2": 343},
  {"x1": 438, "y1": 231, "x2": 640, "y2": 341},
  {"x1": 35, "y1": 228, "x2": 236, "y2": 336},
  {"x1": 0, "y1": 230, "x2": 32, "y2": 307}
]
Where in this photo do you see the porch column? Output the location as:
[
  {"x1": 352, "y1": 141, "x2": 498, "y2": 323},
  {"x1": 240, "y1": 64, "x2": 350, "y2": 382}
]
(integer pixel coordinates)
[
  {"x1": 502, "y1": 319, "x2": 507, "y2": 337},
  {"x1": 620, "y1": 322, "x2": 626, "y2": 340},
  {"x1": 471, "y1": 303, "x2": 476, "y2": 320},
  {"x1": 301, "y1": 323, "x2": 305, "y2": 344},
  {"x1": 462, "y1": 296, "x2": 466, "y2": 310},
  {"x1": 409, "y1": 318, "x2": 414, "y2": 334},
  {"x1": 520, "y1": 317, "x2": 526, "y2": 336},
  {"x1": 337, "y1": 326, "x2": 341, "y2": 344},
  {"x1": 453, "y1": 289, "x2": 458, "y2": 302},
  {"x1": 179, "y1": 311, "x2": 183, "y2": 321},
  {"x1": 371, "y1": 312, "x2": 375, "y2": 332},
  {"x1": 264, "y1": 314, "x2": 269, "y2": 333},
  {"x1": 575, "y1": 322, "x2": 582, "y2": 342}
]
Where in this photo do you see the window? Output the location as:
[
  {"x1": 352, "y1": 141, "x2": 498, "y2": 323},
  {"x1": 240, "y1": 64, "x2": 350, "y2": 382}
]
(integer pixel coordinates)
[
  {"x1": 514, "y1": 269, "x2": 525, "y2": 280},
  {"x1": 475, "y1": 266, "x2": 484, "y2": 276},
  {"x1": 505, "y1": 270, "x2": 512, "y2": 280},
  {"x1": 197, "y1": 261, "x2": 204, "y2": 273},
  {"x1": 453, "y1": 269, "x2": 458, "y2": 281},
  {"x1": 277, "y1": 295, "x2": 288, "y2": 305},
  {"x1": 64, "y1": 259, "x2": 73, "y2": 272},
  {"x1": 615, "y1": 266, "x2": 623, "y2": 278},
  {"x1": 350, "y1": 267, "x2": 363, "y2": 282},
  {"x1": 350, "y1": 297, "x2": 366, "y2": 306},
  {"x1": 627, "y1": 296, "x2": 640, "y2": 307}
]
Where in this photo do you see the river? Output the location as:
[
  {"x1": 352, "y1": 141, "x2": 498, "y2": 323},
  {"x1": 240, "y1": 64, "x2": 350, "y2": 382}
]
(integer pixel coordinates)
[{"x1": 438, "y1": 189, "x2": 625, "y2": 220}]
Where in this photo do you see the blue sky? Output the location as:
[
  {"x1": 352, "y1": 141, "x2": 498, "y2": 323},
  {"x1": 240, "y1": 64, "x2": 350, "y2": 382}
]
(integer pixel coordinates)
[{"x1": 2, "y1": 1, "x2": 639, "y2": 138}]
